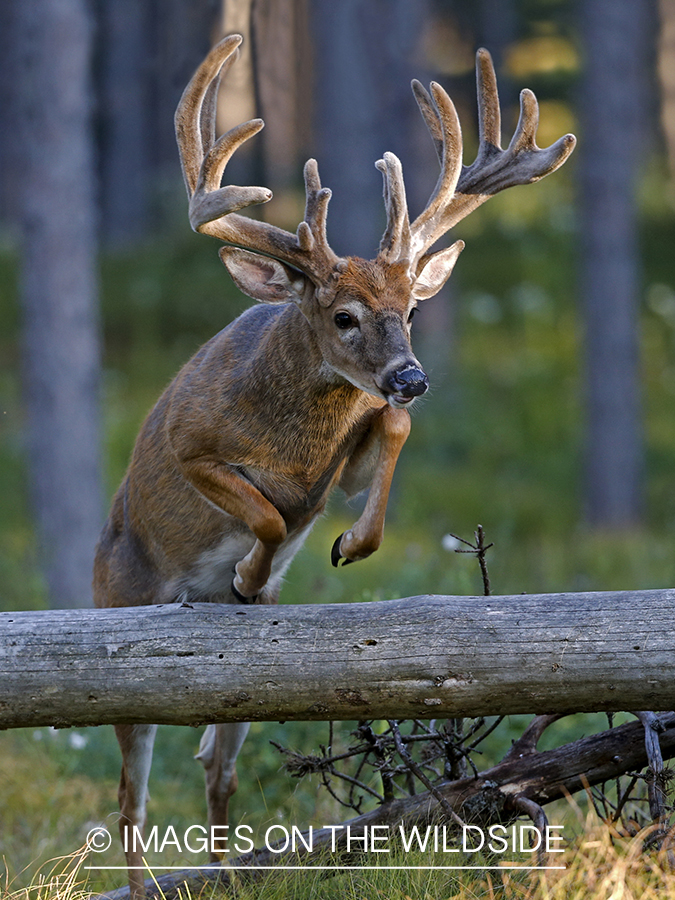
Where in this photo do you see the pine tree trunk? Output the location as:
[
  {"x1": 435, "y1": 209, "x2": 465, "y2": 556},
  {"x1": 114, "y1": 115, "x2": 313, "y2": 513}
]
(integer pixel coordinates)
[
  {"x1": 578, "y1": 0, "x2": 653, "y2": 526},
  {"x1": 16, "y1": 0, "x2": 103, "y2": 608}
]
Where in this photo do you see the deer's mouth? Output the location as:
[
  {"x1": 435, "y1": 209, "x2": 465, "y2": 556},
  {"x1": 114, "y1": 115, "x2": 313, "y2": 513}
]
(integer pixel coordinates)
[{"x1": 386, "y1": 392, "x2": 416, "y2": 408}]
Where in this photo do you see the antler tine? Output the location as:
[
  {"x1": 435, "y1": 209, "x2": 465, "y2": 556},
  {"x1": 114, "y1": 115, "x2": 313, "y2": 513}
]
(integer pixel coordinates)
[
  {"x1": 377, "y1": 152, "x2": 412, "y2": 263},
  {"x1": 411, "y1": 80, "x2": 444, "y2": 163},
  {"x1": 505, "y1": 88, "x2": 576, "y2": 179},
  {"x1": 190, "y1": 119, "x2": 271, "y2": 228},
  {"x1": 407, "y1": 80, "x2": 463, "y2": 269},
  {"x1": 455, "y1": 79, "x2": 576, "y2": 198},
  {"x1": 199, "y1": 65, "x2": 223, "y2": 158},
  {"x1": 177, "y1": 35, "x2": 273, "y2": 230},
  {"x1": 400, "y1": 48, "x2": 575, "y2": 276},
  {"x1": 475, "y1": 46, "x2": 501, "y2": 151},
  {"x1": 175, "y1": 34, "x2": 243, "y2": 196},
  {"x1": 297, "y1": 160, "x2": 346, "y2": 302},
  {"x1": 299, "y1": 160, "x2": 333, "y2": 253}
]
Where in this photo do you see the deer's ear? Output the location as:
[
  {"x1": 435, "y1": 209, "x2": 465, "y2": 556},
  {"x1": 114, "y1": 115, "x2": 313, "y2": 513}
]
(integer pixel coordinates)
[
  {"x1": 219, "y1": 247, "x2": 308, "y2": 303},
  {"x1": 411, "y1": 240, "x2": 465, "y2": 300}
]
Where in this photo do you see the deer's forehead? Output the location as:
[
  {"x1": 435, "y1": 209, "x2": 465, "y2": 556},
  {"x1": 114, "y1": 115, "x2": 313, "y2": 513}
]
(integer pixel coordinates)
[{"x1": 334, "y1": 258, "x2": 413, "y2": 312}]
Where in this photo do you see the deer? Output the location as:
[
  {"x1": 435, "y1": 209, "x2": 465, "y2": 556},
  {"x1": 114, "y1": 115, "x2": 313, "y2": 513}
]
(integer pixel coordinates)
[{"x1": 93, "y1": 33, "x2": 575, "y2": 897}]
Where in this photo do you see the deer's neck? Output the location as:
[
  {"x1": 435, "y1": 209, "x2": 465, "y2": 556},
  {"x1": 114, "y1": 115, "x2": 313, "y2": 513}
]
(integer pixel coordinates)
[{"x1": 238, "y1": 303, "x2": 378, "y2": 460}]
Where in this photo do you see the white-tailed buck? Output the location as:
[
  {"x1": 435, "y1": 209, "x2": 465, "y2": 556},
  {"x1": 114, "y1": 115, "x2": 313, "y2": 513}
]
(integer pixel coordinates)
[{"x1": 94, "y1": 34, "x2": 575, "y2": 896}]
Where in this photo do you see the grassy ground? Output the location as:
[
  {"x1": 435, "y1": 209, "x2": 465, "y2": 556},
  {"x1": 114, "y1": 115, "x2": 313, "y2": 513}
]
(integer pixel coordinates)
[
  {"x1": 2, "y1": 173, "x2": 675, "y2": 896},
  {"x1": 3, "y1": 801, "x2": 675, "y2": 899}
]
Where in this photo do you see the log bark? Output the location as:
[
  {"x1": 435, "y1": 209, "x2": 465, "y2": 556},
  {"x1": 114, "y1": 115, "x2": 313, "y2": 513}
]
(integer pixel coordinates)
[
  {"x1": 99, "y1": 710, "x2": 675, "y2": 900},
  {"x1": 1, "y1": 590, "x2": 674, "y2": 729}
]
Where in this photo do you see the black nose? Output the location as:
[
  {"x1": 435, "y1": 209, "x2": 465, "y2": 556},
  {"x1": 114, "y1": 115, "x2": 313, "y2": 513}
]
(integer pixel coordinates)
[{"x1": 387, "y1": 365, "x2": 429, "y2": 398}]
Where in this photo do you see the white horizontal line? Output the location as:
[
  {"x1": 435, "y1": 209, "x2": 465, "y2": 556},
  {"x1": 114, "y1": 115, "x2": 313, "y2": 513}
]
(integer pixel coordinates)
[{"x1": 86, "y1": 865, "x2": 566, "y2": 872}]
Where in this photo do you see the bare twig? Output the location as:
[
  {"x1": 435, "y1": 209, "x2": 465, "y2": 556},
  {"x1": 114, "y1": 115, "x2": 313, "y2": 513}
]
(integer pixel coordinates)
[
  {"x1": 612, "y1": 774, "x2": 639, "y2": 825},
  {"x1": 447, "y1": 524, "x2": 494, "y2": 595},
  {"x1": 504, "y1": 714, "x2": 564, "y2": 762},
  {"x1": 356, "y1": 722, "x2": 396, "y2": 803},
  {"x1": 632, "y1": 711, "x2": 670, "y2": 827},
  {"x1": 511, "y1": 795, "x2": 549, "y2": 866},
  {"x1": 467, "y1": 716, "x2": 506, "y2": 751},
  {"x1": 322, "y1": 768, "x2": 383, "y2": 805},
  {"x1": 389, "y1": 719, "x2": 465, "y2": 827}
]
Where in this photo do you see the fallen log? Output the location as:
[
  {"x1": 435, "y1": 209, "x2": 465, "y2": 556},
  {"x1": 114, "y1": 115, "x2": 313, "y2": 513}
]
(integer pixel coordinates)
[
  {"x1": 98, "y1": 710, "x2": 675, "y2": 899},
  {"x1": 1, "y1": 590, "x2": 674, "y2": 729}
]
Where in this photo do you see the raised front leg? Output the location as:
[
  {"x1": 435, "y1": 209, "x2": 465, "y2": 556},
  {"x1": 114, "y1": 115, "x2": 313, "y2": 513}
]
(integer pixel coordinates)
[
  {"x1": 179, "y1": 459, "x2": 287, "y2": 601},
  {"x1": 332, "y1": 406, "x2": 411, "y2": 566}
]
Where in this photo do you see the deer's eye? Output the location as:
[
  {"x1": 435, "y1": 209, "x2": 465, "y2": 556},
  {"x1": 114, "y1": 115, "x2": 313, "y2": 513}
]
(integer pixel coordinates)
[
  {"x1": 408, "y1": 307, "x2": 417, "y2": 323},
  {"x1": 334, "y1": 311, "x2": 356, "y2": 330}
]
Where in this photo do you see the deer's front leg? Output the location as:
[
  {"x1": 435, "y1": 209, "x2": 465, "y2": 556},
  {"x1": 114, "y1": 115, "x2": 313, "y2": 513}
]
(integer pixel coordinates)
[
  {"x1": 332, "y1": 406, "x2": 411, "y2": 566},
  {"x1": 181, "y1": 459, "x2": 287, "y2": 601}
]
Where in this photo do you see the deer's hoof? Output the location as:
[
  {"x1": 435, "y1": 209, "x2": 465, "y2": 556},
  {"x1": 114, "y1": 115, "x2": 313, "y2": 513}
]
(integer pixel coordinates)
[
  {"x1": 331, "y1": 533, "x2": 355, "y2": 567},
  {"x1": 231, "y1": 579, "x2": 257, "y2": 604}
]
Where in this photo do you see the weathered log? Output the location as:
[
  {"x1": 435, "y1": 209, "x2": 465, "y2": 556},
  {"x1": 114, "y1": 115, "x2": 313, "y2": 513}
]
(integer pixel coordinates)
[
  {"x1": 99, "y1": 710, "x2": 675, "y2": 900},
  {"x1": 1, "y1": 590, "x2": 674, "y2": 729}
]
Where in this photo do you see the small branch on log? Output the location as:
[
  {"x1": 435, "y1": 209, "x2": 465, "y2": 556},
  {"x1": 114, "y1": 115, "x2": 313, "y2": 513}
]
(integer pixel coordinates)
[
  {"x1": 442, "y1": 526, "x2": 495, "y2": 789},
  {"x1": 389, "y1": 719, "x2": 465, "y2": 827},
  {"x1": 447, "y1": 524, "x2": 494, "y2": 595},
  {"x1": 504, "y1": 713, "x2": 565, "y2": 761},
  {"x1": 612, "y1": 774, "x2": 640, "y2": 826},
  {"x1": 467, "y1": 715, "x2": 505, "y2": 751}
]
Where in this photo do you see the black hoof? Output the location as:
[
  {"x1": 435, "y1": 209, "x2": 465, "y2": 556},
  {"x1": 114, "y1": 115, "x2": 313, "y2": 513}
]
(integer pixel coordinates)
[
  {"x1": 231, "y1": 580, "x2": 256, "y2": 604},
  {"x1": 331, "y1": 533, "x2": 355, "y2": 567},
  {"x1": 331, "y1": 533, "x2": 344, "y2": 567}
]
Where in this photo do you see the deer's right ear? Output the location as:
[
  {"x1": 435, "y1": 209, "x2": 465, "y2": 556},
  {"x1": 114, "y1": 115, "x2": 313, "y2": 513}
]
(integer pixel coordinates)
[
  {"x1": 411, "y1": 241, "x2": 465, "y2": 300},
  {"x1": 219, "y1": 247, "x2": 308, "y2": 304}
]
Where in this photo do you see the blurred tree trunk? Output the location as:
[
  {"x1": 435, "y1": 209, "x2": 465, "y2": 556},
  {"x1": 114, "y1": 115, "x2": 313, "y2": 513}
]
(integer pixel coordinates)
[
  {"x1": 97, "y1": 0, "x2": 152, "y2": 247},
  {"x1": 97, "y1": 0, "x2": 220, "y2": 246},
  {"x1": 15, "y1": 0, "x2": 103, "y2": 607},
  {"x1": 577, "y1": 0, "x2": 653, "y2": 527},
  {"x1": 251, "y1": 0, "x2": 311, "y2": 192},
  {"x1": 658, "y1": 0, "x2": 675, "y2": 194},
  {"x1": 310, "y1": 0, "x2": 430, "y2": 259},
  {"x1": 0, "y1": 0, "x2": 20, "y2": 230},
  {"x1": 148, "y1": 0, "x2": 221, "y2": 216}
]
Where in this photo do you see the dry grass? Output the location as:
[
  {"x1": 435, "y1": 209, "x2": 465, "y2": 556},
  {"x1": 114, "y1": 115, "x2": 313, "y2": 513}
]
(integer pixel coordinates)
[
  {"x1": 476, "y1": 810, "x2": 675, "y2": 900},
  {"x1": 1, "y1": 848, "x2": 92, "y2": 900}
]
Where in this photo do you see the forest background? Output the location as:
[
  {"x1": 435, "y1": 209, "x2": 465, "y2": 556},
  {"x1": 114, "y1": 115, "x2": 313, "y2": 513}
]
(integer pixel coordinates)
[{"x1": 1, "y1": 0, "x2": 675, "y2": 895}]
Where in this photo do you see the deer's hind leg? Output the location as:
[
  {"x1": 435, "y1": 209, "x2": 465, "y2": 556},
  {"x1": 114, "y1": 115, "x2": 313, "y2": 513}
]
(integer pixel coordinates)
[
  {"x1": 195, "y1": 722, "x2": 251, "y2": 861},
  {"x1": 115, "y1": 723, "x2": 159, "y2": 899}
]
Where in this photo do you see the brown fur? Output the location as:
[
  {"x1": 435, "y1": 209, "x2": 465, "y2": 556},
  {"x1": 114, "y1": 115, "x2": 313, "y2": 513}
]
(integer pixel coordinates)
[{"x1": 337, "y1": 258, "x2": 413, "y2": 312}]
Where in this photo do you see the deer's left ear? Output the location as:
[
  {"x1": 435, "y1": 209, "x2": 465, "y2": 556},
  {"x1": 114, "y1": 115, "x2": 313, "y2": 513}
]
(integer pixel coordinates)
[
  {"x1": 411, "y1": 240, "x2": 465, "y2": 300},
  {"x1": 219, "y1": 246, "x2": 308, "y2": 304}
]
